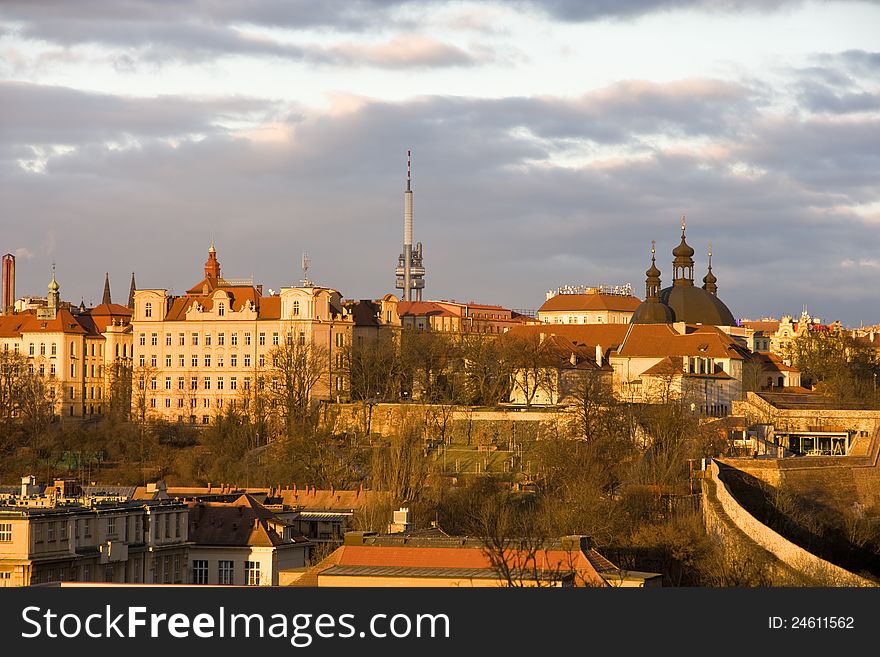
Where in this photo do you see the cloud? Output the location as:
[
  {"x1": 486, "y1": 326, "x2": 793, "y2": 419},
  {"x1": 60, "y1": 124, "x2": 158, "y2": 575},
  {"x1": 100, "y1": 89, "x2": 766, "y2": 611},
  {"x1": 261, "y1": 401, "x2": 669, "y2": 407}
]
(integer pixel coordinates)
[
  {"x1": 324, "y1": 35, "x2": 481, "y2": 68},
  {"x1": 0, "y1": 81, "x2": 279, "y2": 147},
  {"x1": 516, "y1": 0, "x2": 805, "y2": 22},
  {"x1": 13, "y1": 247, "x2": 34, "y2": 259},
  {"x1": 2, "y1": 77, "x2": 879, "y2": 325}
]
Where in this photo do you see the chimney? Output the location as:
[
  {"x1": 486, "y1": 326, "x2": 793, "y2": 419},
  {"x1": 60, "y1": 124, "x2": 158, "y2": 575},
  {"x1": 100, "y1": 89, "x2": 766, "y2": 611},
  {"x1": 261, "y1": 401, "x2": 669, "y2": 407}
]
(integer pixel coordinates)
[
  {"x1": 20, "y1": 475, "x2": 36, "y2": 497},
  {"x1": 570, "y1": 352, "x2": 577, "y2": 366},
  {"x1": 595, "y1": 345, "x2": 603, "y2": 367},
  {"x1": 2, "y1": 254, "x2": 14, "y2": 315}
]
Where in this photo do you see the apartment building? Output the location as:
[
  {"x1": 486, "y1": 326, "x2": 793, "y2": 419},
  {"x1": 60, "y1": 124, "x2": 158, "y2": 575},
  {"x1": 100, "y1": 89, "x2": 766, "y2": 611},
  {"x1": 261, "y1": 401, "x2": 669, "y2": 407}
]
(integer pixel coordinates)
[{"x1": 131, "y1": 246, "x2": 354, "y2": 423}]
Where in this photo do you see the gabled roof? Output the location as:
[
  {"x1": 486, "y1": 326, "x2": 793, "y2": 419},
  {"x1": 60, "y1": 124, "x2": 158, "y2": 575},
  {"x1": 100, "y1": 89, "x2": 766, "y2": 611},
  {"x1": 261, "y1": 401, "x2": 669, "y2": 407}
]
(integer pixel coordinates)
[
  {"x1": 188, "y1": 493, "x2": 303, "y2": 548},
  {"x1": 538, "y1": 294, "x2": 642, "y2": 314}
]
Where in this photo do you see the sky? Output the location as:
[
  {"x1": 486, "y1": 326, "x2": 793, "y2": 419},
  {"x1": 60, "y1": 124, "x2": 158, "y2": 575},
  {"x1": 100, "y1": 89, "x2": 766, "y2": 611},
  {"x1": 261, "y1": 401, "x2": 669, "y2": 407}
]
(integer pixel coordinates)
[{"x1": 1, "y1": 0, "x2": 879, "y2": 326}]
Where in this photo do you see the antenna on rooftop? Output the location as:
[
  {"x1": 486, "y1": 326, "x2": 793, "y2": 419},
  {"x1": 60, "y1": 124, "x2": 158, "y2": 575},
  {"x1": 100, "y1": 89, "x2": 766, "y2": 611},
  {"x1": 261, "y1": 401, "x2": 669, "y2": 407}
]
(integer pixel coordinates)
[{"x1": 301, "y1": 252, "x2": 312, "y2": 287}]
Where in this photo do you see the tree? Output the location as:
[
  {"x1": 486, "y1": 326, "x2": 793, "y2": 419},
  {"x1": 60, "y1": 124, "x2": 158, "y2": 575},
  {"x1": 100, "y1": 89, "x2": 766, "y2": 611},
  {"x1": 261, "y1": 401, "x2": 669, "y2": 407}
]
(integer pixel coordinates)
[
  {"x1": 0, "y1": 351, "x2": 55, "y2": 451},
  {"x1": 790, "y1": 330, "x2": 878, "y2": 404},
  {"x1": 507, "y1": 334, "x2": 556, "y2": 407},
  {"x1": 399, "y1": 329, "x2": 456, "y2": 402},
  {"x1": 459, "y1": 333, "x2": 515, "y2": 406},
  {"x1": 268, "y1": 338, "x2": 329, "y2": 436},
  {"x1": 371, "y1": 410, "x2": 430, "y2": 506},
  {"x1": 345, "y1": 334, "x2": 402, "y2": 402}
]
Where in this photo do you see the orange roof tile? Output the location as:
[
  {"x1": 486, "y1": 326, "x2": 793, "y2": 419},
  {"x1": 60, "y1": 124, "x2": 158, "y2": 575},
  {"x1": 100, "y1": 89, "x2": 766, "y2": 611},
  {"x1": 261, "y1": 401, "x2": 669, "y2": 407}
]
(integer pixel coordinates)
[{"x1": 538, "y1": 294, "x2": 642, "y2": 314}]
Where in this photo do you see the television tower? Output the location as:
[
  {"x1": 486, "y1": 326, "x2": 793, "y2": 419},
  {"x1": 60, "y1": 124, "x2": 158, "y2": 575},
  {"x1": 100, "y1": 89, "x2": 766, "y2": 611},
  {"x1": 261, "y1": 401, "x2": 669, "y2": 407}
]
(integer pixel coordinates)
[{"x1": 395, "y1": 150, "x2": 425, "y2": 301}]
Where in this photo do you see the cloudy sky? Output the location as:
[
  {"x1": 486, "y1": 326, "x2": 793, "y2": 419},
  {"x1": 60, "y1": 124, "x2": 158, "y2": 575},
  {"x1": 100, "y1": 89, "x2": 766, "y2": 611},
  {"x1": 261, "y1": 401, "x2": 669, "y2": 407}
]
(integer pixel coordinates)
[{"x1": 1, "y1": 1, "x2": 879, "y2": 325}]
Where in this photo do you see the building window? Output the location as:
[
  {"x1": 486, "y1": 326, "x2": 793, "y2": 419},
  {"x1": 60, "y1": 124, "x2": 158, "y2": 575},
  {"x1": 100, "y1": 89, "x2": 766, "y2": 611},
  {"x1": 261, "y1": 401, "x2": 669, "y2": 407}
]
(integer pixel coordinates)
[
  {"x1": 35, "y1": 524, "x2": 43, "y2": 542},
  {"x1": 205, "y1": 333, "x2": 212, "y2": 346},
  {"x1": 230, "y1": 354, "x2": 237, "y2": 367},
  {"x1": 243, "y1": 378, "x2": 251, "y2": 390},
  {"x1": 0, "y1": 523, "x2": 11, "y2": 542},
  {"x1": 244, "y1": 354, "x2": 251, "y2": 367},
  {"x1": 179, "y1": 333, "x2": 185, "y2": 346},
  {"x1": 51, "y1": 343, "x2": 57, "y2": 356},
  {"x1": 138, "y1": 356, "x2": 145, "y2": 367},
  {"x1": 230, "y1": 377, "x2": 237, "y2": 390},
  {"x1": 192, "y1": 333, "x2": 199, "y2": 346},
  {"x1": 151, "y1": 333, "x2": 158, "y2": 346},
  {"x1": 259, "y1": 332, "x2": 265, "y2": 346},
  {"x1": 202, "y1": 414, "x2": 209, "y2": 423},
  {"x1": 165, "y1": 377, "x2": 172, "y2": 390},
  {"x1": 40, "y1": 342, "x2": 46, "y2": 355},
  {"x1": 299, "y1": 331, "x2": 306, "y2": 345},
  {"x1": 166, "y1": 355, "x2": 172, "y2": 367},
  {"x1": 244, "y1": 332, "x2": 251, "y2": 346},
  {"x1": 218, "y1": 302, "x2": 225, "y2": 316},
  {"x1": 166, "y1": 333, "x2": 172, "y2": 346},
  {"x1": 204, "y1": 377, "x2": 211, "y2": 390},
  {"x1": 218, "y1": 333, "x2": 225, "y2": 346},
  {"x1": 178, "y1": 377, "x2": 185, "y2": 390},
  {"x1": 108, "y1": 517, "x2": 116, "y2": 536},
  {"x1": 150, "y1": 355, "x2": 157, "y2": 367},
  {"x1": 272, "y1": 332, "x2": 279, "y2": 346},
  {"x1": 150, "y1": 376, "x2": 157, "y2": 390},
  {"x1": 217, "y1": 356, "x2": 224, "y2": 368},
  {"x1": 204, "y1": 355, "x2": 211, "y2": 367},
  {"x1": 192, "y1": 560, "x2": 208, "y2": 585},
  {"x1": 217, "y1": 377, "x2": 224, "y2": 390},
  {"x1": 192, "y1": 355, "x2": 198, "y2": 367},
  {"x1": 335, "y1": 333, "x2": 344, "y2": 348},
  {"x1": 179, "y1": 355, "x2": 185, "y2": 367},
  {"x1": 258, "y1": 354, "x2": 265, "y2": 367},
  {"x1": 231, "y1": 333, "x2": 238, "y2": 346},
  {"x1": 245, "y1": 561, "x2": 261, "y2": 586},
  {"x1": 293, "y1": 300, "x2": 300, "y2": 316},
  {"x1": 145, "y1": 302, "x2": 152, "y2": 318},
  {"x1": 191, "y1": 377, "x2": 198, "y2": 390},
  {"x1": 139, "y1": 334, "x2": 146, "y2": 346},
  {"x1": 150, "y1": 398, "x2": 157, "y2": 408},
  {"x1": 218, "y1": 561, "x2": 234, "y2": 585}
]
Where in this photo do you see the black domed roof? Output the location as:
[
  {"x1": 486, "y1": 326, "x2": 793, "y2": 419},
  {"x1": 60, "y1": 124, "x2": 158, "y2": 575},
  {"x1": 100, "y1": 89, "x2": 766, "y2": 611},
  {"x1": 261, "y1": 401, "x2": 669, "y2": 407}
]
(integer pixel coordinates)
[
  {"x1": 631, "y1": 299, "x2": 675, "y2": 324},
  {"x1": 672, "y1": 237, "x2": 694, "y2": 259},
  {"x1": 659, "y1": 285, "x2": 735, "y2": 326}
]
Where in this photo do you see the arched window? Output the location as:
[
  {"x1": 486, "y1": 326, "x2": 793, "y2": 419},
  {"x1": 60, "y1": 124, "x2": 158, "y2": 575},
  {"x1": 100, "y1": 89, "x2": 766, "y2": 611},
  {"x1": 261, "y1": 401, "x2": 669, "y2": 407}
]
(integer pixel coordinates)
[
  {"x1": 145, "y1": 302, "x2": 152, "y2": 318},
  {"x1": 292, "y1": 300, "x2": 300, "y2": 316}
]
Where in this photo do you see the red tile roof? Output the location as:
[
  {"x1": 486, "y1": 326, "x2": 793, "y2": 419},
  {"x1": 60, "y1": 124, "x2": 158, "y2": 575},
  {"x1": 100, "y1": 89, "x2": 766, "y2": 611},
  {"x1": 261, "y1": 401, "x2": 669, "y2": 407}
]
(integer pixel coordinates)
[
  {"x1": 538, "y1": 294, "x2": 642, "y2": 314},
  {"x1": 504, "y1": 323, "x2": 631, "y2": 350},
  {"x1": 617, "y1": 324, "x2": 746, "y2": 360},
  {"x1": 0, "y1": 309, "x2": 92, "y2": 338}
]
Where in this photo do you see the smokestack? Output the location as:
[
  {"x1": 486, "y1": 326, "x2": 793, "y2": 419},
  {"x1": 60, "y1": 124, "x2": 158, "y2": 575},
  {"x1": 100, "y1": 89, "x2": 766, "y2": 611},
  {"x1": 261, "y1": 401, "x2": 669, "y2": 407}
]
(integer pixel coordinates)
[
  {"x1": 596, "y1": 345, "x2": 603, "y2": 367},
  {"x1": 2, "y1": 253, "x2": 14, "y2": 315},
  {"x1": 404, "y1": 149, "x2": 413, "y2": 302}
]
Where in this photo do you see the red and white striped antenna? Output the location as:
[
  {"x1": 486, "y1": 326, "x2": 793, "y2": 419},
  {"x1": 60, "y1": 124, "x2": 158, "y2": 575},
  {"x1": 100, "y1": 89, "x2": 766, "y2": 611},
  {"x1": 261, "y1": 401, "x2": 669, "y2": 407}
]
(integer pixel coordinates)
[{"x1": 406, "y1": 149, "x2": 411, "y2": 191}]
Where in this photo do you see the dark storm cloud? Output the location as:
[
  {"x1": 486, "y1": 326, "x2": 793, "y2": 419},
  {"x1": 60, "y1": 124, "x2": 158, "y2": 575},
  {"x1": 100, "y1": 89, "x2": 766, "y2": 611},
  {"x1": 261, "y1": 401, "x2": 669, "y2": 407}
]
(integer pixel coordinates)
[{"x1": 3, "y1": 76, "x2": 879, "y2": 325}]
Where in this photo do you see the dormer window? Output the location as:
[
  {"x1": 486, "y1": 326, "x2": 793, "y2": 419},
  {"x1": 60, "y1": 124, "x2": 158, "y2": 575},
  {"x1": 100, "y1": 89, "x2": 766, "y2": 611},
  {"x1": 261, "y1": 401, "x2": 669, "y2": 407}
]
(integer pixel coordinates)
[
  {"x1": 145, "y1": 302, "x2": 152, "y2": 318},
  {"x1": 293, "y1": 300, "x2": 300, "y2": 316},
  {"x1": 218, "y1": 302, "x2": 225, "y2": 316}
]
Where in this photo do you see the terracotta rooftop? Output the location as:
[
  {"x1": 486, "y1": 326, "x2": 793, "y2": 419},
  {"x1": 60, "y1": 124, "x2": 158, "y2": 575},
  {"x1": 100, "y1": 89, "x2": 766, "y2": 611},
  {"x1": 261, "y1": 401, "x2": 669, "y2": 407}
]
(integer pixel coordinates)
[
  {"x1": 538, "y1": 293, "x2": 642, "y2": 314},
  {"x1": 504, "y1": 323, "x2": 631, "y2": 349},
  {"x1": 617, "y1": 324, "x2": 747, "y2": 360}
]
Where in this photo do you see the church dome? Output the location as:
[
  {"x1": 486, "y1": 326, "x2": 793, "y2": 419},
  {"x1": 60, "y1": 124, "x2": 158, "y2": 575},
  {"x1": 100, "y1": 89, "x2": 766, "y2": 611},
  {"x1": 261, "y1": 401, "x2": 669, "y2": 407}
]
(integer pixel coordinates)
[
  {"x1": 631, "y1": 299, "x2": 675, "y2": 324},
  {"x1": 659, "y1": 285, "x2": 735, "y2": 326}
]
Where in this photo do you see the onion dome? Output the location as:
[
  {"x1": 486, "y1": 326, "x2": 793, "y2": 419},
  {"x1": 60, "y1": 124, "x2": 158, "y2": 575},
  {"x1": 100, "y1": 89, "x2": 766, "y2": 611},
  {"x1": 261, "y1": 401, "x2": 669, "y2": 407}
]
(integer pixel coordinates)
[{"x1": 702, "y1": 245, "x2": 718, "y2": 296}]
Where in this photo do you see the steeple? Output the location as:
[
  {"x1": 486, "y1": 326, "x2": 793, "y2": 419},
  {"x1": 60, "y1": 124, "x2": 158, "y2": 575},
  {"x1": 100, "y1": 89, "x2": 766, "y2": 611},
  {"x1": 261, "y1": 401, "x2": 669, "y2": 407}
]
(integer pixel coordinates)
[
  {"x1": 204, "y1": 243, "x2": 221, "y2": 280},
  {"x1": 672, "y1": 215, "x2": 695, "y2": 286},
  {"x1": 47, "y1": 265, "x2": 60, "y2": 314},
  {"x1": 702, "y1": 244, "x2": 717, "y2": 296},
  {"x1": 102, "y1": 272, "x2": 112, "y2": 305},
  {"x1": 127, "y1": 272, "x2": 136, "y2": 309},
  {"x1": 645, "y1": 240, "x2": 662, "y2": 300}
]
